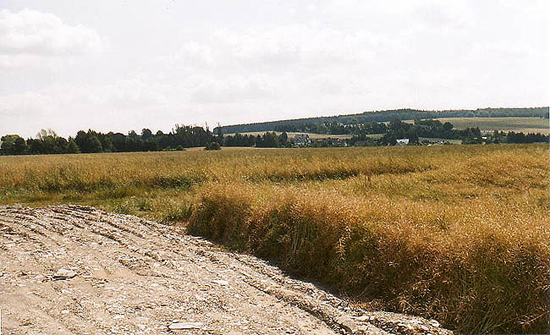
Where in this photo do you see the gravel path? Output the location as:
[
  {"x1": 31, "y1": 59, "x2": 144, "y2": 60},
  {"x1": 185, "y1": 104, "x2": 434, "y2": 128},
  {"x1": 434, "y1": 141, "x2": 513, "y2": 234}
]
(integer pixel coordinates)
[{"x1": 0, "y1": 205, "x2": 451, "y2": 335}]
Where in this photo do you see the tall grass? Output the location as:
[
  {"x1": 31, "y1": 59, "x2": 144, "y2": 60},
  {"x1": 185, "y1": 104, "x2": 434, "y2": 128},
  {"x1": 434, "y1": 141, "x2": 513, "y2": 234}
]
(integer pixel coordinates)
[
  {"x1": 0, "y1": 144, "x2": 548, "y2": 333},
  {"x1": 188, "y1": 183, "x2": 549, "y2": 333}
]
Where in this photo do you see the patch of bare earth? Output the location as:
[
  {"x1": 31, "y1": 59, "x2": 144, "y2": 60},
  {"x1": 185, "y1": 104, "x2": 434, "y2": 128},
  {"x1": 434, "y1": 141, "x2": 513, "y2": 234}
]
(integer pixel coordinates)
[{"x1": 0, "y1": 205, "x2": 451, "y2": 335}]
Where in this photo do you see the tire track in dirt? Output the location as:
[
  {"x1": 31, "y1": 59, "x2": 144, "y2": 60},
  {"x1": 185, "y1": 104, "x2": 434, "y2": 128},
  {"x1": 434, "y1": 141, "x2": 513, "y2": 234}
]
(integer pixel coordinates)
[{"x1": 0, "y1": 205, "x2": 452, "y2": 335}]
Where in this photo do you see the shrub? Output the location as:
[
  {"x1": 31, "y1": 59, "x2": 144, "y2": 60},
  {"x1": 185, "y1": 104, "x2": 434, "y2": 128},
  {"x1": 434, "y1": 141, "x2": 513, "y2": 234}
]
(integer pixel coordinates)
[{"x1": 205, "y1": 142, "x2": 221, "y2": 150}]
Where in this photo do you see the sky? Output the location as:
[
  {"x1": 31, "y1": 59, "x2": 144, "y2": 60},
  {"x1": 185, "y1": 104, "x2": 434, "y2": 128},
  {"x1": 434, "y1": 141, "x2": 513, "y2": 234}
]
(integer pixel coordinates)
[{"x1": 0, "y1": 0, "x2": 548, "y2": 138}]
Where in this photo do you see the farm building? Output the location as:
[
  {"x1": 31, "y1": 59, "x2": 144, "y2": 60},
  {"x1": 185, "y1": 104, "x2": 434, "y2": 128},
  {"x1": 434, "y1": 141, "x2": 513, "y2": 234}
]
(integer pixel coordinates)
[
  {"x1": 293, "y1": 134, "x2": 311, "y2": 146},
  {"x1": 396, "y1": 138, "x2": 409, "y2": 146}
]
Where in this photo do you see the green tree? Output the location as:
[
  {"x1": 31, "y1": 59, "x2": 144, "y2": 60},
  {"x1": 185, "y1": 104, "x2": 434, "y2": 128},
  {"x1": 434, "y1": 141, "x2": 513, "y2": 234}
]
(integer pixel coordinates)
[
  {"x1": 86, "y1": 135, "x2": 103, "y2": 153},
  {"x1": 13, "y1": 136, "x2": 27, "y2": 154},
  {"x1": 256, "y1": 132, "x2": 280, "y2": 147},
  {"x1": 75, "y1": 130, "x2": 103, "y2": 153},
  {"x1": 141, "y1": 128, "x2": 153, "y2": 140},
  {"x1": 66, "y1": 138, "x2": 80, "y2": 153},
  {"x1": 205, "y1": 142, "x2": 221, "y2": 150},
  {"x1": 1, "y1": 134, "x2": 26, "y2": 154},
  {"x1": 279, "y1": 132, "x2": 289, "y2": 146}
]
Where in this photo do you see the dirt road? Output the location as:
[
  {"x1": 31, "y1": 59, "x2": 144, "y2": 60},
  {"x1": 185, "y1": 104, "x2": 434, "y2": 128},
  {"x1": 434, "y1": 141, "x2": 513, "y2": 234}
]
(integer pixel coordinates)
[{"x1": 0, "y1": 205, "x2": 451, "y2": 335}]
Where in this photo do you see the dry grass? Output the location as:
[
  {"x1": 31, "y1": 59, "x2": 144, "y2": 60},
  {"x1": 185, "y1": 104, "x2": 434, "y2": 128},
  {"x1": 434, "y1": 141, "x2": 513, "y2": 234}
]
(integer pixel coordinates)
[{"x1": 0, "y1": 144, "x2": 548, "y2": 333}]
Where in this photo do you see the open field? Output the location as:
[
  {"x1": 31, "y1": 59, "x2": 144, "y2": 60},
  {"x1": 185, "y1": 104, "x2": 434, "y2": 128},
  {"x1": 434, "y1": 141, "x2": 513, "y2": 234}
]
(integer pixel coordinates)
[
  {"x1": 226, "y1": 131, "x2": 353, "y2": 140},
  {"x1": 418, "y1": 137, "x2": 462, "y2": 144},
  {"x1": 434, "y1": 117, "x2": 549, "y2": 134},
  {"x1": 0, "y1": 145, "x2": 549, "y2": 333}
]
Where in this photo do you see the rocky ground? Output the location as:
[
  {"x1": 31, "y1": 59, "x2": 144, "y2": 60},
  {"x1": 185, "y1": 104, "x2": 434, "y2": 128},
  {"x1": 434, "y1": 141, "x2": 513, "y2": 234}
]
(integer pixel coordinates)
[{"x1": 0, "y1": 205, "x2": 452, "y2": 335}]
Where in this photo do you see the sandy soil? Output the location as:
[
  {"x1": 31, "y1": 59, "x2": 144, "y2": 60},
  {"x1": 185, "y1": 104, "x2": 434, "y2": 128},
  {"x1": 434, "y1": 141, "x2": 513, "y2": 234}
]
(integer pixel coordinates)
[{"x1": 0, "y1": 205, "x2": 451, "y2": 335}]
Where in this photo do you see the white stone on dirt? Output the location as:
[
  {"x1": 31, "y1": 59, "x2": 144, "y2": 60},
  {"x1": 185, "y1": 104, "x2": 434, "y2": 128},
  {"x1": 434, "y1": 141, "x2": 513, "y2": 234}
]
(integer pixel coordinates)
[
  {"x1": 53, "y1": 269, "x2": 77, "y2": 280},
  {"x1": 352, "y1": 315, "x2": 373, "y2": 322},
  {"x1": 430, "y1": 320, "x2": 441, "y2": 327},
  {"x1": 211, "y1": 279, "x2": 229, "y2": 286},
  {"x1": 169, "y1": 322, "x2": 203, "y2": 330}
]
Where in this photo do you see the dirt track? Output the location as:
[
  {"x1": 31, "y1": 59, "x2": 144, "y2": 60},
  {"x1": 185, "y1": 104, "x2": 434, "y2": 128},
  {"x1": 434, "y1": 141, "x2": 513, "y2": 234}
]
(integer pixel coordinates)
[{"x1": 0, "y1": 205, "x2": 451, "y2": 335}]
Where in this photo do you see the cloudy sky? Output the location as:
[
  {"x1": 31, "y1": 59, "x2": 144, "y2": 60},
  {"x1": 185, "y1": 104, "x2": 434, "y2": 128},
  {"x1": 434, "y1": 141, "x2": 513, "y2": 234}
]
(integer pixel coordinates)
[{"x1": 0, "y1": 0, "x2": 548, "y2": 137}]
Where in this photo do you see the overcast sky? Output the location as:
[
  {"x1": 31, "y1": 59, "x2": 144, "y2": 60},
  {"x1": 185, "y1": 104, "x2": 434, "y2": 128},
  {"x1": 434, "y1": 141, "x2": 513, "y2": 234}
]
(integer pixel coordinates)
[{"x1": 0, "y1": 0, "x2": 548, "y2": 137}]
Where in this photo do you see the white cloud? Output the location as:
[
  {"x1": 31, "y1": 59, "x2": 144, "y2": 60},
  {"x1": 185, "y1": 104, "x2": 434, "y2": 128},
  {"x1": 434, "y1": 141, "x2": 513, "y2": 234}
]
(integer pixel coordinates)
[
  {"x1": 0, "y1": 53, "x2": 42, "y2": 69},
  {"x1": 151, "y1": 25, "x2": 396, "y2": 108},
  {"x1": 0, "y1": 9, "x2": 104, "y2": 69},
  {"x1": 190, "y1": 74, "x2": 275, "y2": 104},
  {"x1": 0, "y1": 82, "x2": 174, "y2": 137},
  {"x1": 160, "y1": 25, "x2": 391, "y2": 74},
  {"x1": 161, "y1": 41, "x2": 215, "y2": 69},
  {"x1": 211, "y1": 26, "x2": 384, "y2": 69},
  {"x1": 0, "y1": 1, "x2": 547, "y2": 137},
  {"x1": 0, "y1": 8, "x2": 104, "y2": 55}
]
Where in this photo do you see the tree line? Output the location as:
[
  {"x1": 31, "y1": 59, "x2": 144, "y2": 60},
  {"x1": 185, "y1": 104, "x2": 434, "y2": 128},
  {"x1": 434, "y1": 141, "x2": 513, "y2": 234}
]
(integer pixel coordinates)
[
  {"x1": 0, "y1": 125, "x2": 219, "y2": 155},
  {"x1": 224, "y1": 119, "x2": 549, "y2": 147},
  {"x1": 0, "y1": 125, "x2": 297, "y2": 155},
  {"x1": 357, "y1": 119, "x2": 548, "y2": 146},
  {"x1": 1, "y1": 119, "x2": 548, "y2": 155},
  {"x1": 274, "y1": 120, "x2": 388, "y2": 135},
  {"x1": 218, "y1": 107, "x2": 549, "y2": 134}
]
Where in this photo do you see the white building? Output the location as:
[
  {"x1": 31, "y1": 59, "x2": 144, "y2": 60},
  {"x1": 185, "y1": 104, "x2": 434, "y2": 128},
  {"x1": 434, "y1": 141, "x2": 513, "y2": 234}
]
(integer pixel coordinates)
[
  {"x1": 396, "y1": 138, "x2": 409, "y2": 146},
  {"x1": 293, "y1": 134, "x2": 311, "y2": 146}
]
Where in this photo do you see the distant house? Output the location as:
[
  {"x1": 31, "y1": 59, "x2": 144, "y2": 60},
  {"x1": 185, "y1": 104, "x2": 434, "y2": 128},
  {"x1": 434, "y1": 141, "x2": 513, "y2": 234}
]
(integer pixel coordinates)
[
  {"x1": 293, "y1": 134, "x2": 311, "y2": 146},
  {"x1": 396, "y1": 138, "x2": 409, "y2": 146},
  {"x1": 326, "y1": 137, "x2": 346, "y2": 147}
]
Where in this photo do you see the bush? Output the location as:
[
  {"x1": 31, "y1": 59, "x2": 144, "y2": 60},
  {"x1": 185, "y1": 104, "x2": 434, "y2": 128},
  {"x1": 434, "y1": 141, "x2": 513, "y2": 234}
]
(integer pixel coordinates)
[{"x1": 205, "y1": 142, "x2": 221, "y2": 150}]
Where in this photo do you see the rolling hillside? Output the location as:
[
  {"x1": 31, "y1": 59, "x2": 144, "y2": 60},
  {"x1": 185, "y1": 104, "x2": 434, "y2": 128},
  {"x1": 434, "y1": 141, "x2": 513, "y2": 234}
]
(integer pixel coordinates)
[{"x1": 217, "y1": 107, "x2": 549, "y2": 134}]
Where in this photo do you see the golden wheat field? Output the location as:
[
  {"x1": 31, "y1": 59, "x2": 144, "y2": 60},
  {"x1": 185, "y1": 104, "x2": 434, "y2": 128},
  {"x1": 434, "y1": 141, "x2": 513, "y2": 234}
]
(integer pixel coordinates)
[{"x1": 0, "y1": 144, "x2": 549, "y2": 333}]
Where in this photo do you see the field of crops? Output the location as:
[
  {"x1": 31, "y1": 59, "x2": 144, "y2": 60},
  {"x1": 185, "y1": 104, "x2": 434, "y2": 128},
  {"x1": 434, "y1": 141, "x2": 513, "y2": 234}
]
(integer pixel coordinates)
[
  {"x1": 434, "y1": 117, "x2": 549, "y2": 134},
  {"x1": 0, "y1": 144, "x2": 548, "y2": 333}
]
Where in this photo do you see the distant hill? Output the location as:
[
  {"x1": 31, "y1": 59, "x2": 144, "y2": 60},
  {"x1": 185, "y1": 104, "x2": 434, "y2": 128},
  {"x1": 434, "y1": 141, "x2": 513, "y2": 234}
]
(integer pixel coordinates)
[{"x1": 217, "y1": 107, "x2": 549, "y2": 134}]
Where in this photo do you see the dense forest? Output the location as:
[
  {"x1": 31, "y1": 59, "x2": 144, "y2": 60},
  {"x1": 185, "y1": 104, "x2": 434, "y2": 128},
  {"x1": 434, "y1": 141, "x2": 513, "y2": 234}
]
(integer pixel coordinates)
[
  {"x1": 1, "y1": 118, "x2": 548, "y2": 155},
  {"x1": 217, "y1": 107, "x2": 549, "y2": 134}
]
